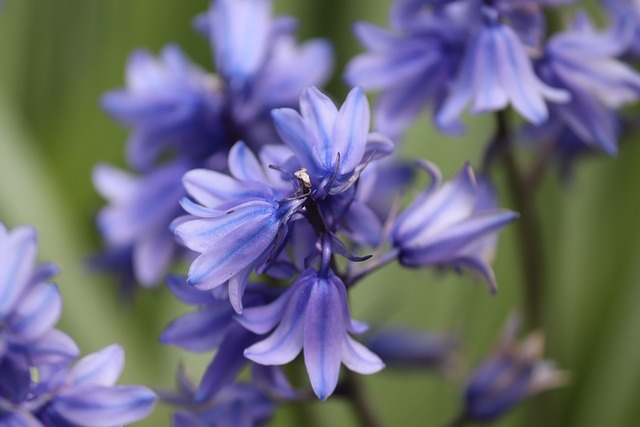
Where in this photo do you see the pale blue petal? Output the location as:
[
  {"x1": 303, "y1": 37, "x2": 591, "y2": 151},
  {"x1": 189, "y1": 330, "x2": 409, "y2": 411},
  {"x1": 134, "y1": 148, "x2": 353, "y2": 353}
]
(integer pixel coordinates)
[
  {"x1": 342, "y1": 335, "x2": 385, "y2": 375},
  {"x1": 331, "y1": 87, "x2": 370, "y2": 174},
  {"x1": 212, "y1": 0, "x2": 271, "y2": 83},
  {"x1": 300, "y1": 86, "x2": 338, "y2": 168},
  {"x1": 303, "y1": 276, "x2": 344, "y2": 400},
  {"x1": 53, "y1": 384, "x2": 156, "y2": 427},
  {"x1": 160, "y1": 307, "x2": 233, "y2": 352},
  {"x1": 134, "y1": 231, "x2": 175, "y2": 286},
  {"x1": 243, "y1": 279, "x2": 312, "y2": 365},
  {"x1": 0, "y1": 226, "x2": 37, "y2": 318},
  {"x1": 69, "y1": 344, "x2": 124, "y2": 387},
  {"x1": 26, "y1": 329, "x2": 80, "y2": 366},
  {"x1": 186, "y1": 207, "x2": 281, "y2": 291},
  {"x1": 8, "y1": 283, "x2": 61, "y2": 343},
  {"x1": 228, "y1": 142, "x2": 267, "y2": 183}
]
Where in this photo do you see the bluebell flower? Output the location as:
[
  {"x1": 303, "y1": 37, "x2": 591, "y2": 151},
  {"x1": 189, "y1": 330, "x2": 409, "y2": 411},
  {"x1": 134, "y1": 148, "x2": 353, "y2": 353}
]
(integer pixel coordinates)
[
  {"x1": 238, "y1": 268, "x2": 384, "y2": 400},
  {"x1": 29, "y1": 345, "x2": 157, "y2": 426},
  {"x1": 173, "y1": 143, "x2": 305, "y2": 312},
  {"x1": 171, "y1": 379, "x2": 275, "y2": 427},
  {"x1": 533, "y1": 10, "x2": 640, "y2": 155},
  {"x1": 271, "y1": 86, "x2": 393, "y2": 199},
  {"x1": 93, "y1": 160, "x2": 195, "y2": 286},
  {"x1": 390, "y1": 162, "x2": 517, "y2": 292},
  {"x1": 96, "y1": 0, "x2": 333, "y2": 292},
  {"x1": 196, "y1": 0, "x2": 334, "y2": 131},
  {"x1": 345, "y1": 7, "x2": 468, "y2": 138},
  {"x1": 436, "y1": 8, "x2": 569, "y2": 129},
  {"x1": 160, "y1": 276, "x2": 292, "y2": 402},
  {"x1": 462, "y1": 317, "x2": 568, "y2": 422},
  {"x1": 0, "y1": 223, "x2": 79, "y2": 368},
  {"x1": 346, "y1": 0, "x2": 562, "y2": 138},
  {"x1": 102, "y1": 45, "x2": 226, "y2": 171}
]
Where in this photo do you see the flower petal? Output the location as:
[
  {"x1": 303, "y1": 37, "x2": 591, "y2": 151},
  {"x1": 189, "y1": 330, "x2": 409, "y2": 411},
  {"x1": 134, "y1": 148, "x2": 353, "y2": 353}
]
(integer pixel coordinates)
[
  {"x1": 53, "y1": 384, "x2": 156, "y2": 427},
  {"x1": 0, "y1": 226, "x2": 38, "y2": 318},
  {"x1": 331, "y1": 87, "x2": 370, "y2": 174},
  {"x1": 342, "y1": 335, "x2": 385, "y2": 375},
  {"x1": 243, "y1": 278, "x2": 312, "y2": 365},
  {"x1": 69, "y1": 344, "x2": 124, "y2": 387},
  {"x1": 303, "y1": 276, "x2": 344, "y2": 400}
]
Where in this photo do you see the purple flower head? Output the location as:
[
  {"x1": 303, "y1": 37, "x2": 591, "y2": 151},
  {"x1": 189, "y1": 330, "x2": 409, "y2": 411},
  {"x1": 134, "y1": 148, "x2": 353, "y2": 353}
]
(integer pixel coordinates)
[
  {"x1": 171, "y1": 377, "x2": 275, "y2": 427},
  {"x1": 0, "y1": 223, "x2": 79, "y2": 369},
  {"x1": 391, "y1": 162, "x2": 517, "y2": 293},
  {"x1": 272, "y1": 86, "x2": 393, "y2": 200},
  {"x1": 0, "y1": 345, "x2": 156, "y2": 426},
  {"x1": 101, "y1": 45, "x2": 226, "y2": 171},
  {"x1": 534, "y1": 10, "x2": 640, "y2": 155},
  {"x1": 195, "y1": 0, "x2": 334, "y2": 146},
  {"x1": 436, "y1": 8, "x2": 569, "y2": 129},
  {"x1": 29, "y1": 344, "x2": 157, "y2": 426},
  {"x1": 173, "y1": 142, "x2": 304, "y2": 313},
  {"x1": 93, "y1": 160, "x2": 194, "y2": 287},
  {"x1": 238, "y1": 268, "x2": 384, "y2": 400},
  {"x1": 463, "y1": 317, "x2": 568, "y2": 422},
  {"x1": 345, "y1": 6, "x2": 468, "y2": 138},
  {"x1": 160, "y1": 276, "x2": 290, "y2": 402}
]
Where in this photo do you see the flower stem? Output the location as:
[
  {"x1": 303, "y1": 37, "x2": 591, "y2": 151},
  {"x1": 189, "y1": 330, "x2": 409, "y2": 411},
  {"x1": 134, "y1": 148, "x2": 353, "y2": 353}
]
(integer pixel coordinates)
[
  {"x1": 341, "y1": 370, "x2": 384, "y2": 427},
  {"x1": 493, "y1": 109, "x2": 546, "y2": 328}
]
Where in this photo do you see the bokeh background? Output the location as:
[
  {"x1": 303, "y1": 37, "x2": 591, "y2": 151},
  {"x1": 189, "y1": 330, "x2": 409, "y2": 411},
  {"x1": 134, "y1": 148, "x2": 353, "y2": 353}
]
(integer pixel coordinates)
[{"x1": 1, "y1": 1, "x2": 640, "y2": 426}]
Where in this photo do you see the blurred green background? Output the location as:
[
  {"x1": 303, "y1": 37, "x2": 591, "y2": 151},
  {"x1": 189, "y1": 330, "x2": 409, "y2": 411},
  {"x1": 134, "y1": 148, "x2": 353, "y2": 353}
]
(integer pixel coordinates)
[{"x1": 1, "y1": 1, "x2": 640, "y2": 426}]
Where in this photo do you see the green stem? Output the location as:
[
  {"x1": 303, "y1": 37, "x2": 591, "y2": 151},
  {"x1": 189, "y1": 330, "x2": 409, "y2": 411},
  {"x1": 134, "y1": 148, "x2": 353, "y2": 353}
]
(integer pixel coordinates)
[
  {"x1": 341, "y1": 371, "x2": 384, "y2": 427},
  {"x1": 494, "y1": 110, "x2": 546, "y2": 329}
]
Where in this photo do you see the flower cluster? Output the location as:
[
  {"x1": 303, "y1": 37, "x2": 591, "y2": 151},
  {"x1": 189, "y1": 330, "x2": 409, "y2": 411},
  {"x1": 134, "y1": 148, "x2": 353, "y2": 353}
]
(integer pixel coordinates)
[
  {"x1": 94, "y1": 0, "x2": 333, "y2": 290},
  {"x1": 0, "y1": 223, "x2": 156, "y2": 426},
  {"x1": 87, "y1": 0, "x2": 640, "y2": 424},
  {"x1": 346, "y1": 0, "x2": 640, "y2": 164}
]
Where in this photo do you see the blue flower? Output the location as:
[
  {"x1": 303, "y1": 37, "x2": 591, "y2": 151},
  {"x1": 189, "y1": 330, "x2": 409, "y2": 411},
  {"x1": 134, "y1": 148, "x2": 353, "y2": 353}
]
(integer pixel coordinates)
[
  {"x1": 238, "y1": 268, "x2": 384, "y2": 400},
  {"x1": 271, "y1": 86, "x2": 393, "y2": 199},
  {"x1": 436, "y1": 8, "x2": 569, "y2": 129},
  {"x1": 0, "y1": 224, "x2": 79, "y2": 369},
  {"x1": 346, "y1": 0, "x2": 561, "y2": 138},
  {"x1": 160, "y1": 276, "x2": 290, "y2": 402},
  {"x1": 463, "y1": 317, "x2": 568, "y2": 422},
  {"x1": 31, "y1": 345, "x2": 157, "y2": 426},
  {"x1": 391, "y1": 162, "x2": 517, "y2": 292},
  {"x1": 93, "y1": 161, "x2": 193, "y2": 286},
  {"x1": 101, "y1": 45, "x2": 226, "y2": 171},
  {"x1": 534, "y1": 10, "x2": 640, "y2": 155},
  {"x1": 345, "y1": 7, "x2": 467, "y2": 138},
  {"x1": 173, "y1": 142, "x2": 304, "y2": 312},
  {"x1": 170, "y1": 378, "x2": 275, "y2": 427}
]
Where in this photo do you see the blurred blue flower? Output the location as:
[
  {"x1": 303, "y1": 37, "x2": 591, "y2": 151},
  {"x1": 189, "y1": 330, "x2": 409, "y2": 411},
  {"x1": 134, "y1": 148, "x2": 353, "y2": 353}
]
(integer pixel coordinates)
[
  {"x1": 160, "y1": 276, "x2": 293, "y2": 402},
  {"x1": 391, "y1": 162, "x2": 517, "y2": 292},
  {"x1": 93, "y1": 161, "x2": 195, "y2": 287},
  {"x1": 346, "y1": 0, "x2": 564, "y2": 138},
  {"x1": 534, "y1": 10, "x2": 640, "y2": 155},
  {"x1": 436, "y1": 7, "x2": 568, "y2": 129},
  {"x1": 462, "y1": 317, "x2": 568, "y2": 422},
  {"x1": 31, "y1": 345, "x2": 157, "y2": 426},
  {"x1": 238, "y1": 268, "x2": 384, "y2": 400},
  {"x1": 0, "y1": 223, "x2": 79, "y2": 369},
  {"x1": 170, "y1": 374, "x2": 275, "y2": 427}
]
